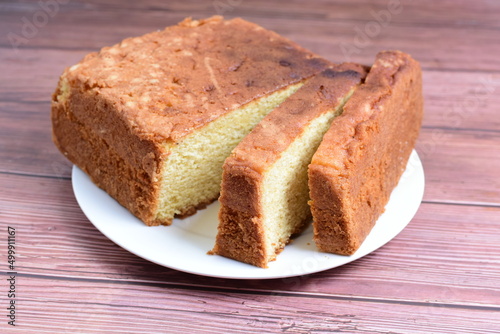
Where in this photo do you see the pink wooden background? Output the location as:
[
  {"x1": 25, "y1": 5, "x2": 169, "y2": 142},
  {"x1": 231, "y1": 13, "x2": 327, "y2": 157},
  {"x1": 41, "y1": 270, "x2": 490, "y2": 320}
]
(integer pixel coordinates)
[{"x1": 1, "y1": 0, "x2": 499, "y2": 332}]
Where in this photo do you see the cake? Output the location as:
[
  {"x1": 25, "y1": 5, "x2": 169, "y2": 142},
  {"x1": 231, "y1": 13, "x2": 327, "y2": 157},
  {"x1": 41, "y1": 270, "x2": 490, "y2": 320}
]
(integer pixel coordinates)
[
  {"x1": 51, "y1": 16, "x2": 331, "y2": 226},
  {"x1": 308, "y1": 51, "x2": 423, "y2": 255},
  {"x1": 212, "y1": 64, "x2": 368, "y2": 268}
]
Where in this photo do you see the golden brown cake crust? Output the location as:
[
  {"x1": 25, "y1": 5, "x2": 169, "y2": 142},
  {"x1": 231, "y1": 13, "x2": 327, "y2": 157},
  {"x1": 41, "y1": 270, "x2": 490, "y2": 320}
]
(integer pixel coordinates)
[
  {"x1": 213, "y1": 64, "x2": 368, "y2": 267},
  {"x1": 59, "y1": 16, "x2": 330, "y2": 144},
  {"x1": 52, "y1": 90, "x2": 163, "y2": 225},
  {"x1": 51, "y1": 16, "x2": 331, "y2": 225},
  {"x1": 309, "y1": 50, "x2": 424, "y2": 255}
]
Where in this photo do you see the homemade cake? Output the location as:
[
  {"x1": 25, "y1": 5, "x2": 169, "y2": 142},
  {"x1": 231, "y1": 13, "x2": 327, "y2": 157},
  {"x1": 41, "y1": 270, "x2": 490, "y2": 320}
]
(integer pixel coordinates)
[
  {"x1": 308, "y1": 51, "x2": 423, "y2": 255},
  {"x1": 212, "y1": 64, "x2": 368, "y2": 268},
  {"x1": 51, "y1": 16, "x2": 331, "y2": 226}
]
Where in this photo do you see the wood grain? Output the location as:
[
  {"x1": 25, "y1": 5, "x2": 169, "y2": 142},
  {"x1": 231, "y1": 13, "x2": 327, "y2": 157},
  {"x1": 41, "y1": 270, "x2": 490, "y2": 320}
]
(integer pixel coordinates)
[
  {"x1": 416, "y1": 129, "x2": 500, "y2": 206},
  {"x1": 1, "y1": 173, "x2": 499, "y2": 308},
  {"x1": 3, "y1": 112, "x2": 500, "y2": 205},
  {"x1": 2, "y1": 0, "x2": 500, "y2": 332},
  {"x1": 2, "y1": 275, "x2": 498, "y2": 334},
  {"x1": 5, "y1": 0, "x2": 500, "y2": 28},
  {"x1": 2, "y1": 67, "x2": 500, "y2": 128},
  {"x1": 1, "y1": 21, "x2": 499, "y2": 72}
]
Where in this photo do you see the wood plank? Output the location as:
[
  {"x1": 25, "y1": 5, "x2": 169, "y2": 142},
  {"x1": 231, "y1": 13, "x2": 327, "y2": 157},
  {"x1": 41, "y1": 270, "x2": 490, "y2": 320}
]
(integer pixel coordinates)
[
  {"x1": 1, "y1": 7, "x2": 500, "y2": 72},
  {"x1": 1, "y1": 1, "x2": 498, "y2": 332},
  {"x1": 415, "y1": 129, "x2": 500, "y2": 206},
  {"x1": 2, "y1": 105, "x2": 500, "y2": 206},
  {"x1": 3, "y1": 67, "x2": 500, "y2": 128},
  {"x1": 1, "y1": 32, "x2": 499, "y2": 103},
  {"x1": 422, "y1": 71, "x2": 500, "y2": 131},
  {"x1": 3, "y1": 0, "x2": 500, "y2": 31},
  {"x1": 0, "y1": 102, "x2": 72, "y2": 179},
  {"x1": 85, "y1": 0, "x2": 500, "y2": 30},
  {"x1": 0, "y1": 49, "x2": 85, "y2": 103},
  {"x1": 1, "y1": 172, "x2": 499, "y2": 307},
  {"x1": 3, "y1": 275, "x2": 499, "y2": 333}
]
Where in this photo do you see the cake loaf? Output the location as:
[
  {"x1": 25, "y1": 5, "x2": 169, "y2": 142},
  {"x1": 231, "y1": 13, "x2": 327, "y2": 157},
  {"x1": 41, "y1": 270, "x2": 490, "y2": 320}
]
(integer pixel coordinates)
[
  {"x1": 213, "y1": 64, "x2": 367, "y2": 267},
  {"x1": 51, "y1": 16, "x2": 331, "y2": 226},
  {"x1": 308, "y1": 51, "x2": 423, "y2": 255}
]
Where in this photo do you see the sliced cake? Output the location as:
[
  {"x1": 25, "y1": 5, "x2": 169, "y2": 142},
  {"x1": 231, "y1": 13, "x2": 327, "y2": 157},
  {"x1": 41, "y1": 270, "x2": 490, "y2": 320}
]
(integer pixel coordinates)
[
  {"x1": 212, "y1": 64, "x2": 368, "y2": 267},
  {"x1": 308, "y1": 51, "x2": 423, "y2": 255},
  {"x1": 51, "y1": 16, "x2": 331, "y2": 226}
]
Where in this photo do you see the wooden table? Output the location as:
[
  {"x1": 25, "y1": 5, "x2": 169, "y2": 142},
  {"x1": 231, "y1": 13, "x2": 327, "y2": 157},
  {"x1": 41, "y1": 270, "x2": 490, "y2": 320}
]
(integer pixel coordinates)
[{"x1": 1, "y1": 0, "x2": 499, "y2": 332}]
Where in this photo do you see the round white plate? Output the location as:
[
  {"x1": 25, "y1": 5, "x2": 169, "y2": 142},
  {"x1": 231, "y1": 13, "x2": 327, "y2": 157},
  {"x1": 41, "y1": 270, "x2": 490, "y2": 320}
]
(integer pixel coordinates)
[{"x1": 72, "y1": 150, "x2": 424, "y2": 279}]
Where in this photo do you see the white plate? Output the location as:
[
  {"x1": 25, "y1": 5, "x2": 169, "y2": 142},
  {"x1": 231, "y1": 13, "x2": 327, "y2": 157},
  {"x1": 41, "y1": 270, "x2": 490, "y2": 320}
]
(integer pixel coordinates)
[{"x1": 72, "y1": 150, "x2": 424, "y2": 279}]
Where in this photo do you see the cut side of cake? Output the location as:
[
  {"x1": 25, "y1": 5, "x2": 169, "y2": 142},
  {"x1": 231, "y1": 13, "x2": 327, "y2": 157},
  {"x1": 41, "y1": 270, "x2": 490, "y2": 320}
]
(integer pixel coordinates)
[
  {"x1": 51, "y1": 16, "x2": 331, "y2": 226},
  {"x1": 308, "y1": 51, "x2": 423, "y2": 255},
  {"x1": 212, "y1": 64, "x2": 368, "y2": 268}
]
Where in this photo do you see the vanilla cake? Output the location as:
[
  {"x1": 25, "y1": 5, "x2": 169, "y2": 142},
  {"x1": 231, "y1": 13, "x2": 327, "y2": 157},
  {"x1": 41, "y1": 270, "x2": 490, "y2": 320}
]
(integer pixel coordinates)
[
  {"x1": 309, "y1": 51, "x2": 423, "y2": 255},
  {"x1": 51, "y1": 16, "x2": 330, "y2": 226},
  {"x1": 212, "y1": 64, "x2": 367, "y2": 267}
]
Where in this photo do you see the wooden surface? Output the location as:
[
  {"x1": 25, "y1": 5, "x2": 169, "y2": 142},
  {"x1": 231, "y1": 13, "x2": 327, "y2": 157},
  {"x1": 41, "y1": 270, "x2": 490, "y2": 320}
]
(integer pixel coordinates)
[{"x1": 1, "y1": 0, "x2": 500, "y2": 333}]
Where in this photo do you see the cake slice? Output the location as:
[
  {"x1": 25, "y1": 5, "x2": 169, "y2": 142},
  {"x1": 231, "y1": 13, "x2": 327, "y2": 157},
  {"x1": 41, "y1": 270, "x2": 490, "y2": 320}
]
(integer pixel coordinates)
[
  {"x1": 308, "y1": 51, "x2": 423, "y2": 255},
  {"x1": 51, "y1": 16, "x2": 330, "y2": 226},
  {"x1": 212, "y1": 64, "x2": 367, "y2": 267}
]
